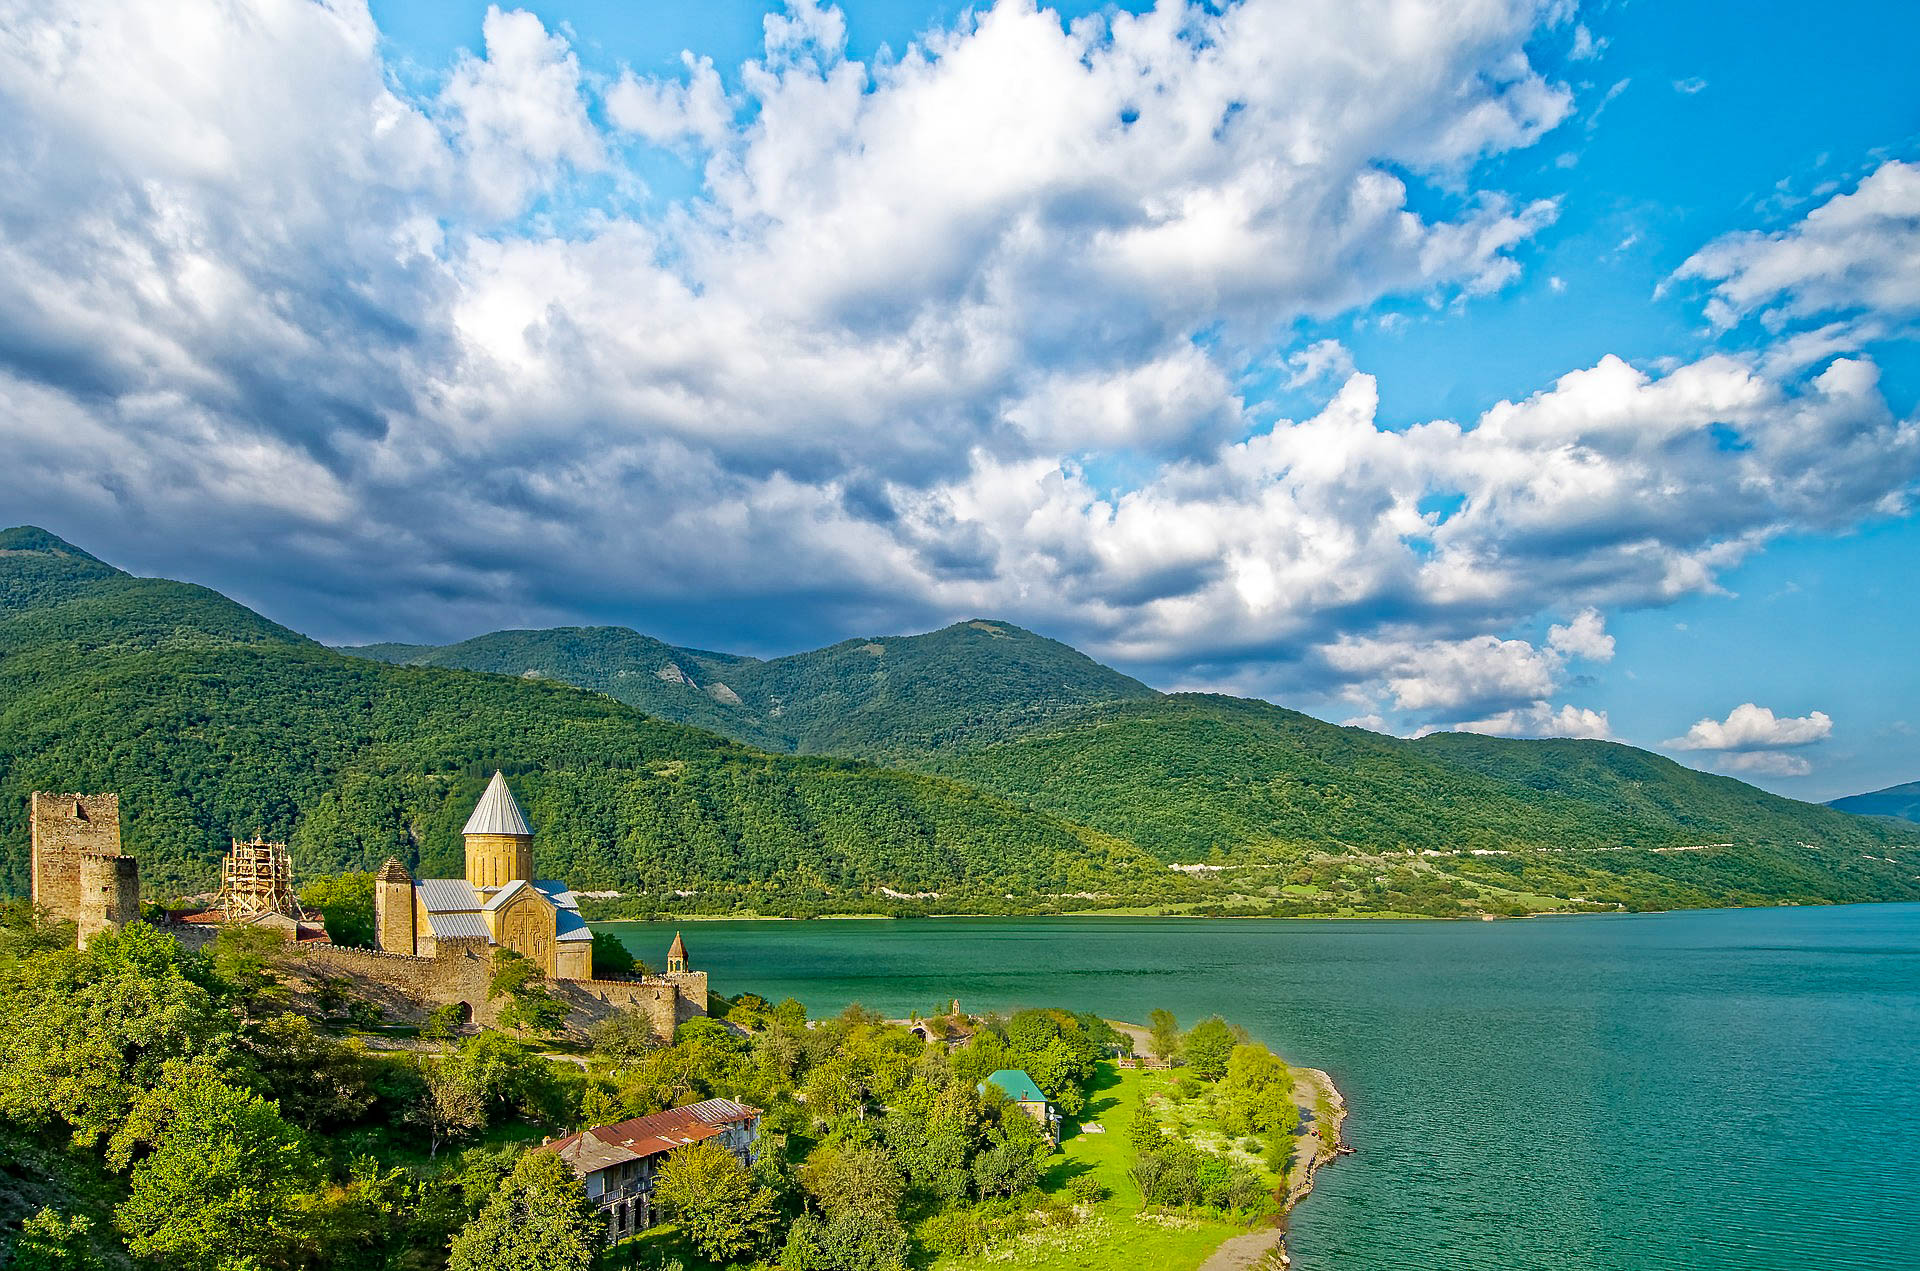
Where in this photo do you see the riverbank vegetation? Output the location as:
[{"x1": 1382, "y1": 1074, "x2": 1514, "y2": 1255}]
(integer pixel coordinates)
[{"x1": 0, "y1": 905, "x2": 1318, "y2": 1270}]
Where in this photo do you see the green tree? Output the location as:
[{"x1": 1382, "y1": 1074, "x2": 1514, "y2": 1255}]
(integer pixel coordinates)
[
  {"x1": 298, "y1": 872, "x2": 376, "y2": 948},
  {"x1": 239, "y1": 1013, "x2": 376, "y2": 1131},
  {"x1": 414, "y1": 1054, "x2": 486, "y2": 1157},
  {"x1": 9, "y1": 1208, "x2": 105, "y2": 1271},
  {"x1": 652, "y1": 1140, "x2": 778, "y2": 1264},
  {"x1": 117, "y1": 1079, "x2": 320, "y2": 1271},
  {"x1": 487, "y1": 950, "x2": 568, "y2": 1036},
  {"x1": 448, "y1": 1150, "x2": 602, "y2": 1271},
  {"x1": 0, "y1": 925, "x2": 227, "y2": 1148},
  {"x1": 1182, "y1": 1017, "x2": 1239, "y2": 1080},
  {"x1": 588, "y1": 930, "x2": 634, "y2": 977},
  {"x1": 781, "y1": 1210, "x2": 911, "y2": 1271},
  {"x1": 798, "y1": 1143, "x2": 903, "y2": 1220},
  {"x1": 587, "y1": 1006, "x2": 661, "y2": 1066},
  {"x1": 208, "y1": 924, "x2": 291, "y2": 1015},
  {"x1": 1147, "y1": 1009, "x2": 1181, "y2": 1064}
]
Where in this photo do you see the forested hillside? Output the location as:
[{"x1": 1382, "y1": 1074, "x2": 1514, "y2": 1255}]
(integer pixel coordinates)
[
  {"x1": 348, "y1": 618, "x2": 1158, "y2": 758},
  {"x1": 912, "y1": 694, "x2": 1918, "y2": 907},
  {"x1": 913, "y1": 694, "x2": 1902, "y2": 858},
  {"x1": 345, "y1": 626, "x2": 791, "y2": 750},
  {"x1": 1827, "y1": 780, "x2": 1920, "y2": 823},
  {"x1": 6, "y1": 526, "x2": 1913, "y2": 916},
  {"x1": 0, "y1": 530, "x2": 1158, "y2": 905}
]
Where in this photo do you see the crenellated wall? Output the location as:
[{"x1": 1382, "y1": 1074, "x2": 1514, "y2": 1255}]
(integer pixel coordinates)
[{"x1": 279, "y1": 940, "x2": 705, "y2": 1038}]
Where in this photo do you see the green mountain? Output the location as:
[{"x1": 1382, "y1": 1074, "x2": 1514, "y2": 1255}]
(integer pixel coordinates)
[
  {"x1": 345, "y1": 618, "x2": 1157, "y2": 759},
  {"x1": 7, "y1": 526, "x2": 1912, "y2": 917},
  {"x1": 345, "y1": 626, "x2": 791, "y2": 751},
  {"x1": 1827, "y1": 780, "x2": 1920, "y2": 823},
  {"x1": 912, "y1": 695, "x2": 1913, "y2": 909},
  {"x1": 0, "y1": 529, "x2": 1158, "y2": 907},
  {"x1": 331, "y1": 605, "x2": 1915, "y2": 912}
]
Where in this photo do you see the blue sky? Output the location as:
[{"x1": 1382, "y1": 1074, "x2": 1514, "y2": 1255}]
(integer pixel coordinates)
[{"x1": 2, "y1": 0, "x2": 1916, "y2": 799}]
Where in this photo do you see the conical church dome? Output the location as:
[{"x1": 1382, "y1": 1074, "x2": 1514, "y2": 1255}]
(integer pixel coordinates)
[{"x1": 463, "y1": 770, "x2": 532, "y2": 837}]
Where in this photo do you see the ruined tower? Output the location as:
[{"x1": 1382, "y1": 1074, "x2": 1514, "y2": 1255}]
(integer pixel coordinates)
[
  {"x1": 30, "y1": 792, "x2": 138, "y2": 945},
  {"x1": 375, "y1": 857, "x2": 416, "y2": 955},
  {"x1": 463, "y1": 771, "x2": 533, "y2": 890}
]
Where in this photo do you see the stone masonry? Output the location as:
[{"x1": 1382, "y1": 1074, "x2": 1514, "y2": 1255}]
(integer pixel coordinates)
[
  {"x1": 30, "y1": 792, "x2": 139, "y2": 945},
  {"x1": 282, "y1": 939, "x2": 707, "y2": 1037}
]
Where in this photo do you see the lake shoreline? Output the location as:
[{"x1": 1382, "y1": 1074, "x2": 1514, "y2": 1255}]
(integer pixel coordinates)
[
  {"x1": 588, "y1": 899, "x2": 1844, "y2": 927},
  {"x1": 1104, "y1": 1020, "x2": 1350, "y2": 1271}
]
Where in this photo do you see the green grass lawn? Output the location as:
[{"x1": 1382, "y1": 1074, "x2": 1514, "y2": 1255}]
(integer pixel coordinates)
[{"x1": 930, "y1": 1063, "x2": 1251, "y2": 1271}]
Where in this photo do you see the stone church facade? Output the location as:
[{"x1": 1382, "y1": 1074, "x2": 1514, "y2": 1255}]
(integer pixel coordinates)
[
  {"x1": 343, "y1": 770, "x2": 705, "y2": 1036},
  {"x1": 373, "y1": 771, "x2": 597, "y2": 980}
]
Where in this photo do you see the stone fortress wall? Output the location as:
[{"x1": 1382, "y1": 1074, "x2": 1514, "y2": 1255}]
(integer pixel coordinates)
[
  {"x1": 280, "y1": 939, "x2": 707, "y2": 1037},
  {"x1": 30, "y1": 792, "x2": 139, "y2": 945},
  {"x1": 28, "y1": 783, "x2": 707, "y2": 1039}
]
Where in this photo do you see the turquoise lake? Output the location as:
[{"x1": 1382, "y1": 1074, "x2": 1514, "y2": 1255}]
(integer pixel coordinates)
[{"x1": 604, "y1": 903, "x2": 1920, "y2": 1269}]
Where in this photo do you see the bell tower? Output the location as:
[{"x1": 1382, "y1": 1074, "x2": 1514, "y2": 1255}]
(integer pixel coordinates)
[
  {"x1": 462, "y1": 771, "x2": 534, "y2": 890},
  {"x1": 667, "y1": 930, "x2": 688, "y2": 974}
]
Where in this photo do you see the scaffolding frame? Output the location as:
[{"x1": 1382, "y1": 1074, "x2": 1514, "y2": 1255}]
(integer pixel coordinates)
[{"x1": 218, "y1": 838, "x2": 303, "y2": 920}]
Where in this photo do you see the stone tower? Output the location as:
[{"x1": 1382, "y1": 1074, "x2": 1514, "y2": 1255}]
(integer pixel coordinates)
[
  {"x1": 463, "y1": 771, "x2": 533, "y2": 890},
  {"x1": 75, "y1": 854, "x2": 140, "y2": 945},
  {"x1": 375, "y1": 857, "x2": 415, "y2": 955},
  {"x1": 31, "y1": 792, "x2": 138, "y2": 945},
  {"x1": 667, "y1": 930, "x2": 688, "y2": 974}
]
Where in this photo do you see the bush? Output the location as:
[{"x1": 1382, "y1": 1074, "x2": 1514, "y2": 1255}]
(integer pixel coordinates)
[
  {"x1": 422, "y1": 1002, "x2": 469, "y2": 1041},
  {"x1": 1066, "y1": 1174, "x2": 1109, "y2": 1206}
]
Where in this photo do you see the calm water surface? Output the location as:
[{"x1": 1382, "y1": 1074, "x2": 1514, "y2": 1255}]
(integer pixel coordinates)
[{"x1": 605, "y1": 904, "x2": 1920, "y2": 1270}]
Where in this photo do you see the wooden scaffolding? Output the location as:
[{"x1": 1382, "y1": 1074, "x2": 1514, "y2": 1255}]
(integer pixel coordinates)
[{"x1": 218, "y1": 838, "x2": 302, "y2": 920}]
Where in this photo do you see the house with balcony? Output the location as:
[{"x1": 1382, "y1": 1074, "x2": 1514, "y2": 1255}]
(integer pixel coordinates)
[{"x1": 543, "y1": 1098, "x2": 761, "y2": 1242}]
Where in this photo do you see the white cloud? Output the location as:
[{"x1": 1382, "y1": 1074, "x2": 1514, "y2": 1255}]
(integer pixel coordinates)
[
  {"x1": 0, "y1": 0, "x2": 1913, "y2": 744},
  {"x1": 1672, "y1": 76, "x2": 1707, "y2": 95},
  {"x1": 1328, "y1": 632, "x2": 1561, "y2": 714},
  {"x1": 440, "y1": 6, "x2": 603, "y2": 217},
  {"x1": 1714, "y1": 751, "x2": 1813, "y2": 778},
  {"x1": 1547, "y1": 608, "x2": 1614, "y2": 662},
  {"x1": 1284, "y1": 339, "x2": 1357, "y2": 389},
  {"x1": 1442, "y1": 700, "x2": 1613, "y2": 740},
  {"x1": 1675, "y1": 159, "x2": 1920, "y2": 330},
  {"x1": 607, "y1": 52, "x2": 734, "y2": 147},
  {"x1": 1664, "y1": 703, "x2": 1834, "y2": 752}
]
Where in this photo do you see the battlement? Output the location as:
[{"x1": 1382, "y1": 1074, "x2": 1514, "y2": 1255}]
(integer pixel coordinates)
[{"x1": 288, "y1": 940, "x2": 705, "y2": 1038}]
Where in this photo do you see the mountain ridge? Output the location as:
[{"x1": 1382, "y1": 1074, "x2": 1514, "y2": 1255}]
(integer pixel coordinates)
[
  {"x1": 0, "y1": 527, "x2": 1160, "y2": 906},
  {"x1": 1827, "y1": 780, "x2": 1920, "y2": 824},
  {"x1": 5, "y1": 525, "x2": 1914, "y2": 916}
]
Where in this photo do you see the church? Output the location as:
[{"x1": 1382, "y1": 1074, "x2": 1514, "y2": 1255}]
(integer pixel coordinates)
[{"x1": 373, "y1": 771, "x2": 595, "y2": 979}]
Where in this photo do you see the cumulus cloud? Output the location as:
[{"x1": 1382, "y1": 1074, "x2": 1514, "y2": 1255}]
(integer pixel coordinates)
[
  {"x1": 1664, "y1": 703, "x2": 1834, "y2": 752},
  {"x1": 1675, "y1": 159, "x2": 1920, "y2": 331},
  {"x1": 1547, "y1": 608, "x2": 1615, "y2": 662},
  {"x1": 1713, "y1": 751, "x2": 1813, "y2": 778},
  {"x1": 607, "y1": 52, "x2": 734, "y2": 147},
  {"x1": 1439, "y1": 700, "x2": 1613, "y2": 740},
  {"x1": 441, "y1": 6, "x2": 603, "y2": 217},
  {"x1": 0, "y1": 0, "x2": 1914, "y2": 751}
]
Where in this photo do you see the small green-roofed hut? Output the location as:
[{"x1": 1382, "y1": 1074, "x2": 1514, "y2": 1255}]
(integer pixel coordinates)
[
  {"x1": 980, "y1": 1069, "x2": 1047, "y2": 1103},
  {"x1": 979, "y1": 1069, "x2": 1061, "y2": 1144}
]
